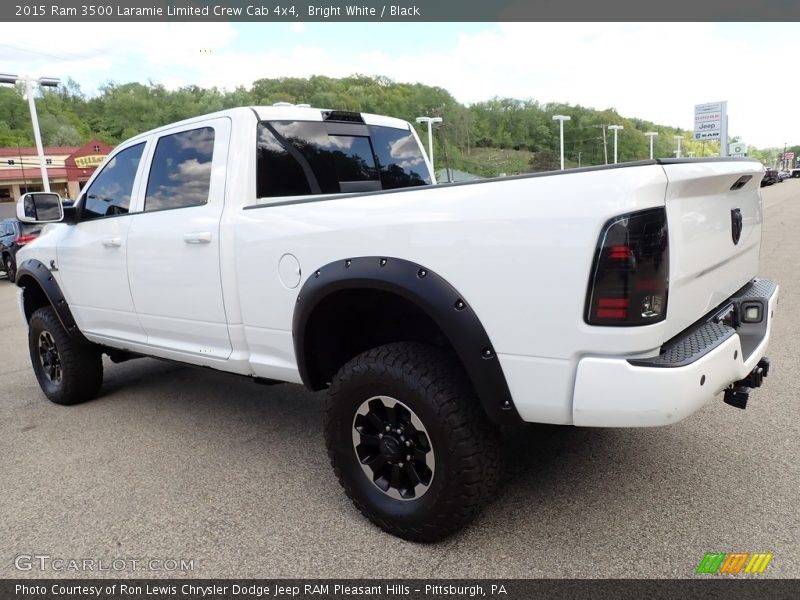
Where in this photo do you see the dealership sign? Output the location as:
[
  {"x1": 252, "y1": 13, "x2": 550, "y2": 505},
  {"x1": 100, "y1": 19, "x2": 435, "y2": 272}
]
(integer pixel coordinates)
[
  {"x1": 730, "y1": 143, "x2": 748, "y2": 156},
  {"x1": 74, "y1": 155, "x2": 106, "y2": 168},
  {"x1": 694, "y1": 101, "x2": 727, "y2": 141}
]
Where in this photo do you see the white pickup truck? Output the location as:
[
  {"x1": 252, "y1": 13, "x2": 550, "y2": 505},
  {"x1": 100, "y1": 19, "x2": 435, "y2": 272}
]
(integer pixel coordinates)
[{"x1": 15, "y1": 105, "x2": 778, "y2": 542}]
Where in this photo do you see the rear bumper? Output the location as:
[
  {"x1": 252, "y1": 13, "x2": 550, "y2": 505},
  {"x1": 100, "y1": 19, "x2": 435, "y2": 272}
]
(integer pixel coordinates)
[{"x1": 572, "y1": 279, "x2": 779, "y2": 427}]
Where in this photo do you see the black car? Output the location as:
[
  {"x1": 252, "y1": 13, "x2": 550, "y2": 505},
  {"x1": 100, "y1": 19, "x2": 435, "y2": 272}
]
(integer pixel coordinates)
[
  {"x1": 761, "y1": 168, "x2": 780, "y2": 187},
  {"x1": 0, "y1": 218, "x2": 42, "y2": 283}
]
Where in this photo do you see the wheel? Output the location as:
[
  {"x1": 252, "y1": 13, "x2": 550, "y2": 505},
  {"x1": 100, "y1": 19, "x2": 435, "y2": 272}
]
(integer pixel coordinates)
[
  {"x1": 28, "y1": 306, "x2": 103, "y2": 405},
  {"x1": 324, "y1": 342, "x2": 501, "y2": 542},
  {"x1": 4, "y1": 254, "x2": 16, "y2": 283}
]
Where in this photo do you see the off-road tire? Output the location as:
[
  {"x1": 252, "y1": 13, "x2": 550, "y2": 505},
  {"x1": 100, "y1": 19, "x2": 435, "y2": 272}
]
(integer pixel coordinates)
[
  {"x1": 28, "y1": 306, "x2": 103, "y2": 405},
  {"x1": 324, "y1": 342, "x2": 501, "y2": 542}
]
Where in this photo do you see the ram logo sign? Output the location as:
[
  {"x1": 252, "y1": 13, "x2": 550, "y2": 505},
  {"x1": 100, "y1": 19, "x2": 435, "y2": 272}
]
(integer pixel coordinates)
[{"x1": 696, "y1": 552, "x2": 773, "y2": 575}]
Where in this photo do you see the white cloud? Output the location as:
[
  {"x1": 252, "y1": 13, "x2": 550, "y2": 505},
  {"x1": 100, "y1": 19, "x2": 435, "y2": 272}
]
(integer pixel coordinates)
[{"x1": 3, "y1": 22, "x2": 798, "y2": 147}]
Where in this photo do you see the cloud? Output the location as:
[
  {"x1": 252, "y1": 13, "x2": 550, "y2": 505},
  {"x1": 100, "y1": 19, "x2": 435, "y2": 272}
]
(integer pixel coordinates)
[{"x1": 3, "y1": 22, "x2": 798, "y2": 147}]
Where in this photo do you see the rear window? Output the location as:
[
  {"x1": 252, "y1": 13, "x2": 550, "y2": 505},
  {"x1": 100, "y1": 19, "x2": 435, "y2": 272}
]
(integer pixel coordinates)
[{"x1": 256, "y1": 120, "x2": 431, "y2": 199}]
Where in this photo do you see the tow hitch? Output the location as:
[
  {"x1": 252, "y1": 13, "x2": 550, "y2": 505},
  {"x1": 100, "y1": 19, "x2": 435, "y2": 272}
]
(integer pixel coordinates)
[{"x1": 724, "y1": 357, "x2": 770, "y2": 409}]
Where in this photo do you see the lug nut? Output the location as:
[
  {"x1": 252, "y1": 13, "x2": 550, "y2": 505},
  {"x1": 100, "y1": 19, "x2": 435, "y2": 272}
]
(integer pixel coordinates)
[
  {"x1": 398, "y1": 462, "x2": 404, "y2": 468},
  {"x1": 405, "y1": 440, "x2": 412, "y2": 447},
  {"x1": 385, "y1": 425, "x2": 391, "y2": 432},
  {"x1": 406, "y1": 454, "x2": 412, "y2": 461}
]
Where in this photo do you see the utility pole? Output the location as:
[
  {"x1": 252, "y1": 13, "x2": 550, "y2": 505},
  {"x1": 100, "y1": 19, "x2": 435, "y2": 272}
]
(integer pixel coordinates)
[
  {"x1": 645, "y1": 132, "x2": 658, "y2": 160},
  {"x1": 608, "y1": 125, "x2": 623, "y2": 164},
  {"x1": 415, "y1": 116, "x2": 442, "y2": 175},
  {"x1": 552, "y1": 115, "x2": 571, "y2": 170},
  {"x1": 438, "y1": 124, "x2": 452, "y2": 183},
  {"x1": 0, "y1": 74, "x2": 60, "y2": 193},
  {"x1": 673, "y1": 135, "x2": 683, "y2": 159}
]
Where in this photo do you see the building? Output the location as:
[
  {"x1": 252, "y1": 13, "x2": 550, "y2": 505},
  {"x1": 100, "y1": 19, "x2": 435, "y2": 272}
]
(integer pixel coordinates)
[{"x1": 0, "y1": 139, "x2": 113, "y2": 203}]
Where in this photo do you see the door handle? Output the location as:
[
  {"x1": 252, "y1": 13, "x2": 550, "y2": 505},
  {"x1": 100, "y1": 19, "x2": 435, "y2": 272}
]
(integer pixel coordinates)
[
  {"x1": 183, "y1": 231, "x2": 212, "y2": 244},
  {"x1": 102, "y1": 237, "x2": 122, "y2": 247}
]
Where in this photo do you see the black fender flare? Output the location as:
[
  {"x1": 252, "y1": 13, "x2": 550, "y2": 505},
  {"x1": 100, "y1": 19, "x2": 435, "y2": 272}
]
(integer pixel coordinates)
[
  {"x1": 292, "y1": 256, "x2": 521, "y2": 426},
  {"x1": 15, "y1": 259, "x2": 88, "y2": 342}
]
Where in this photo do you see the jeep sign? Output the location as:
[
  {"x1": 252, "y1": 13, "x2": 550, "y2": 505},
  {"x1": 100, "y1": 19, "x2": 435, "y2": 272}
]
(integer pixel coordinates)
[{"x1": 694, "y1": 102, "x2": 724, "y2": 141}]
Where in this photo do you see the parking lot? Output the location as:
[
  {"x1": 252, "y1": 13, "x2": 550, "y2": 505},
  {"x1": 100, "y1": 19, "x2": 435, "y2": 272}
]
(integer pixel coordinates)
[{"x1": 1, "y1": 181, "x2": 798, "y2": 579}]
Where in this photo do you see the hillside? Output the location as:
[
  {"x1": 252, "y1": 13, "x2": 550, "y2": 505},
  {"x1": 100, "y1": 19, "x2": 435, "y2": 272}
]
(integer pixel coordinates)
[{"x1": 0, "y1": 75, "x2": 793, "y2": 177}]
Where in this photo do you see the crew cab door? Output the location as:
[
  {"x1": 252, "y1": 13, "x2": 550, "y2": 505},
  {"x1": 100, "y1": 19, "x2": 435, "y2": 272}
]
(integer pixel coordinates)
[
  {"x1": 56, "y1": 141, "x2": 149, "y2": 343},
  {"x1": 126, "y1": 118, "x2": 232, "y2": 359}
]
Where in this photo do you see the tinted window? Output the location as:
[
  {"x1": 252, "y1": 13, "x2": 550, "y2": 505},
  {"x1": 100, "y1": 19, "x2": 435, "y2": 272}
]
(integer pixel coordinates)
[
  {"x1": 256, "y1": 125, "x2": 312, "y2": 198},
  {"x1": 83, "y1": 143, "x2": 145, "y2": 220},
  {"x1": 256, "y1": 121, "x2": 429, "y2": 199},
  {"x1": 145, "y1": 127, "x2": 215, "y2": 212},
  {"x1": 368, "y1": 126, "x2": 431, "y2": 189}
]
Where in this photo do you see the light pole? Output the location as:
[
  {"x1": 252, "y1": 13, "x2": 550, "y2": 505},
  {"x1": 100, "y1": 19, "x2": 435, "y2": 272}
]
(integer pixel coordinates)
[
  {"x1": 415, "y1": 116, "x2": 442, "y2": 175},
  {"x1": 645, "y1": 131, "x2": 658, "y2": 160},
  {"x1": 608, "y1": 125, "x2": 623, "y2": 164},
  {"x1": 552, "y1": 115, "x2": 571, "y2": 170},
  {"x1": 673, "y1": 135, "x2": 683, "y2": 159},
  {"x1": 0, "y1": 74, "x2": 60, "y2": 193}
]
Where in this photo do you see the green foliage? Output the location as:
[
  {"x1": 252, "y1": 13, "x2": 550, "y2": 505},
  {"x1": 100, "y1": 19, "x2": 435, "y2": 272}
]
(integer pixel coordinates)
[{"x1": 0, "y1": 75, "x2": 793, "y2": 176}]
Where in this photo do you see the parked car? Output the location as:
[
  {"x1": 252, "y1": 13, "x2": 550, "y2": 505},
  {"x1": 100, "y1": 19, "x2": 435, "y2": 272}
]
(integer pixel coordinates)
[
  {"x1": 791, "y1": 167, "x2": 800, "y2": 178},
  {"x1": 0, "y1": 218, "x2": 41, "y2": 283},
  {"x1": 778, "y1": 171, "x2": 790, "y2": 182},
  {"x1": 761, "y1": 168, "x2": 780, "y2": 186}
]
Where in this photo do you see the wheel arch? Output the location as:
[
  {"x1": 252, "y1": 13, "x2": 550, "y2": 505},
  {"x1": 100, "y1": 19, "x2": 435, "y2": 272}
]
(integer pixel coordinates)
[
  {"x1": 293, "y1": 256, "x2": 521, "y2": 426},
  {"x1": 15, "y1": 259, "x2": 88, "y2": 343}
]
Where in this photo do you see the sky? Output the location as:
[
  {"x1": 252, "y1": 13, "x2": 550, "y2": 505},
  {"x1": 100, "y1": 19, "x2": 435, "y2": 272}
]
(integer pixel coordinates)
[{"x1": 2, "y1": 22, "x2": 798, "y2": 148}]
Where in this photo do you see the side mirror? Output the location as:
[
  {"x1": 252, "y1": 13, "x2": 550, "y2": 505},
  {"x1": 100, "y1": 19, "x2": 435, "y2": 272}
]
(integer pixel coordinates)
[{"x1": 17, "y1": 192, "x2": 64, "y2": 223}]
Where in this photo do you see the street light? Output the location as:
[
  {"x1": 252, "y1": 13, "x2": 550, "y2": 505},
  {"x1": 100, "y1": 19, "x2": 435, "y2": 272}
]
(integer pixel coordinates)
[
  {"x1": 0, "y1": 74, "x2": 60, "y2": 193},
  {"x1": 608, "y1": 125, "x2": 623, "y2": 164},
  {"x1": 552, "y1": 115, "x2": 571, "y2": 170},
  {"x1": 645, "y1": 131, "x2": 658, "y2": 160},
  {"x1": 415, "y1": 116, "x2": 443, "y2": 175},
  {"x1": 673, "y1": 135, "x2": 683, "y2": 159}
]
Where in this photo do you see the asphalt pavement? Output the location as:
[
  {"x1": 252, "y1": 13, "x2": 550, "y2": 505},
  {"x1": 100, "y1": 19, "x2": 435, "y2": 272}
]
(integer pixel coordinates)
[{"x1": 1, "y1": 181, "x2": 798, "y2": 579}]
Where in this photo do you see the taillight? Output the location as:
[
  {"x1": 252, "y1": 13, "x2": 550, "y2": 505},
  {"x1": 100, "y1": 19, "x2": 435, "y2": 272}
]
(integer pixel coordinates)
[
  {"x1": 16, "y1": 234, "x2": 37, "y2": 245},
  {"x1": 585, "y1": 207, "x2": 669, "y2": 326}
]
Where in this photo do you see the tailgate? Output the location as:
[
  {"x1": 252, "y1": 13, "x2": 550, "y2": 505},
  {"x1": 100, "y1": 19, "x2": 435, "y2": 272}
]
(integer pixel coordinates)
[{"x1": 661, "y1": 159, "x2": 764, "y2": 340}]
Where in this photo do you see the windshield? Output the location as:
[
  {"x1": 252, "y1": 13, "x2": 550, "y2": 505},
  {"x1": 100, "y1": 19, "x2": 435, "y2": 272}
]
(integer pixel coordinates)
[{"x1": 256, "y1": 120, "x2": 431, "y2": 199}]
